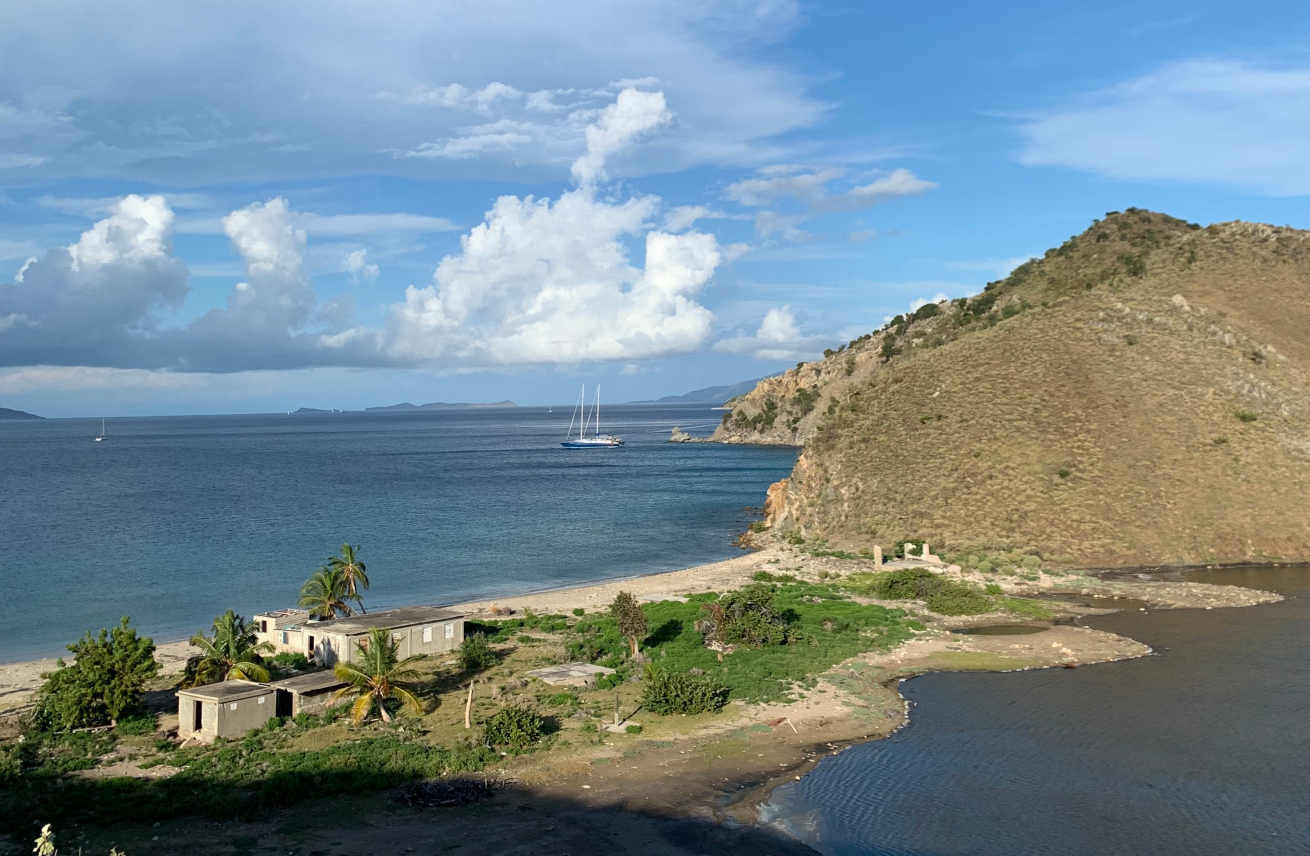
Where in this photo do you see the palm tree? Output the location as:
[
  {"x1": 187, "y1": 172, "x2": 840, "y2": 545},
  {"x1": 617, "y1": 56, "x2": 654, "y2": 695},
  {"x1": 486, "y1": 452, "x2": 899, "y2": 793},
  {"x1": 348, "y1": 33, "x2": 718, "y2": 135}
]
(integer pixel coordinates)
[
  {"x1": 298, "y1": 566, "x2": 356, "y2": 619},
  {"x1": 328, "y1": 543, "x2": 369, "y2": 613},
  {"x1": 332, "y1": 627, "x2": 425, "y2": 724},
  {"x1": 183, "y1": 610, "x2": 273, "y2": 687}
]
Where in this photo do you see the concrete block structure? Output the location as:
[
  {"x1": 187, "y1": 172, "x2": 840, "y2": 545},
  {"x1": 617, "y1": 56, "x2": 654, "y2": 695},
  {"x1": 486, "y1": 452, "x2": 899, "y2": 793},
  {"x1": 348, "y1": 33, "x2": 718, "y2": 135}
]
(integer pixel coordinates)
[
  {"x1": 270, "y1": 672, "x2": 346, "y2": 717},
  {"x1": 253, "y1": 605, "x2": 464, "y2": 666},
  {"x1": 177, "y1": 680, "x2": 276, "y2": 743}
]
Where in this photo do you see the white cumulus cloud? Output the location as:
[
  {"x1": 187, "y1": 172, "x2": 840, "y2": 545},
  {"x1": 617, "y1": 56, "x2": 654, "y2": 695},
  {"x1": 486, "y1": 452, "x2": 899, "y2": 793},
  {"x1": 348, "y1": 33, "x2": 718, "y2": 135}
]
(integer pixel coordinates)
[
  {"x1": 375, "y1": 88, "x2": 717, "y2": 367},
  {"x1": 571, "y1": 89, "x2": 673, "y2": 184},
  {"x1": 343, "y1": 248, "x2": 379, "y2": 282},
  {"x1": 713, "y1": 304, "x2": 830, "y2": 360}
]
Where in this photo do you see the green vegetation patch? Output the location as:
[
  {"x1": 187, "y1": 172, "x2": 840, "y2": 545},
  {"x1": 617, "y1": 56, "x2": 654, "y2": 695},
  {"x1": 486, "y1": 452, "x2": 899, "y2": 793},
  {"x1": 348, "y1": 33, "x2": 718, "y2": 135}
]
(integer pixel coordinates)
[
  {"x1": 842, "y1": 569, "x2": 993, "y2": 616},
  {"x1": 0, "y1": 725, "x2": 495, "y2": 833}
]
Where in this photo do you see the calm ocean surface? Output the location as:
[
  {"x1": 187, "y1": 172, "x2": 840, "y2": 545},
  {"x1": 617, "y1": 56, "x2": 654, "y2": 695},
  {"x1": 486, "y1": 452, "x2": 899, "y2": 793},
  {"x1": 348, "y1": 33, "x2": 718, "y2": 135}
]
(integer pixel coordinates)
[
  {"x1": 765, "y1": 565, "x2": 1310, "y2": 856},
  {"x1": 2, "y1": 405, "x2": 796, "y2": 663}
]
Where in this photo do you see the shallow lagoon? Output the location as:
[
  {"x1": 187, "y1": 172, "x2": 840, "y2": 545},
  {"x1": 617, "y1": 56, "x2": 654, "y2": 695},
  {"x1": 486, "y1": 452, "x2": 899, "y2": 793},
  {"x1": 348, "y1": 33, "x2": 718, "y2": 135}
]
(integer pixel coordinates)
[{"x1": 766, "y1": 566, "x2": 1310, "y2": 856}]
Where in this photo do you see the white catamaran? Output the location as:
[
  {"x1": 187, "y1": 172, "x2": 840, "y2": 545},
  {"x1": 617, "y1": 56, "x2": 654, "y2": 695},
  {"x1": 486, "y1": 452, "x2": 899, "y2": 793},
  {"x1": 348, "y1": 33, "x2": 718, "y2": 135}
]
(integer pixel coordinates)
[{"x1": 561, "y1": 385, "x2": 624, "y2": 448}]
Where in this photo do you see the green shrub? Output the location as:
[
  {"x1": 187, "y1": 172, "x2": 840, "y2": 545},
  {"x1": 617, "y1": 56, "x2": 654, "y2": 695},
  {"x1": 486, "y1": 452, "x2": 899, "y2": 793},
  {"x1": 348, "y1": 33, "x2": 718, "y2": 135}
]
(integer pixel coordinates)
[
  {"x1": 546, "y1": 691, "x2": 578, "y2": 708},
  {"x1": 701, "y1": 582, "x2": 790, "y2": 646},
  {"x1": 641, "y1": 670, "x2": 730, "y2": 716},
  {"x1": 482, "y1": 705, "x2": 545, "y2": 749},
  {"x1": 595, "y1": 673, "x2": 623, "y2": 691},
  {"x1": 458, "y1": 633, "x2": 496, "y2": 672},
  {"x1": 977, "y1": 560, "x2": 994, "y2": 574},
  {"x1": 516, "y1": 634, "x2": 535, "y2": 644},
  {"x1": 925, "y1": 588, "x2": 993, "y2": 616},
  {"x1": 625, "y1": 724, "x2": 642, "y2": 734},
  {"x1": 0, "y1": 745, "x2": 20, "y2": 784},
  {"x1": 1234, "y1": 409, "x2": 1258, "y2": 423},
  {"x1": 984, "y1": 583, "x2": 1003, "y2": 595},
  {"x1": 269, "y1": 652, "x2": 310, "y2": 670},
  {"x1": 115, "y1": 710, "x2": 158, "y2": 736},
  {"x1": 1118, "y1": 252, "x2": 1147, "y2": 277},
  {"x1": 1021, "y1": 556, "x2": 1042, "y2": 571},
  {"x1": 867, "y1": 568, "x2": 994, "y2": 616},
  {"x1": 572, "y1": 608, "x2": 586, "y2": 617},
  {"x1": 32, "y1": 617, "x2": 158, "y2": 731},
  {"x1": 748, "y1": 520, "x2": 768, "y2": 533},
  {"x1": 791, "y1": 387, "x2": 819, "y2": 416}
]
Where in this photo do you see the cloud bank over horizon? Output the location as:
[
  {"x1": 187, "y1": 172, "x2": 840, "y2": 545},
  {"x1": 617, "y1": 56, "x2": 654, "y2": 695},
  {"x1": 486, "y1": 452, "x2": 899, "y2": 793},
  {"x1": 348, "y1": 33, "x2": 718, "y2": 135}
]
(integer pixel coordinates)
[{"x1": 0, "y1": 88, "x2": 767, "y2": 374}]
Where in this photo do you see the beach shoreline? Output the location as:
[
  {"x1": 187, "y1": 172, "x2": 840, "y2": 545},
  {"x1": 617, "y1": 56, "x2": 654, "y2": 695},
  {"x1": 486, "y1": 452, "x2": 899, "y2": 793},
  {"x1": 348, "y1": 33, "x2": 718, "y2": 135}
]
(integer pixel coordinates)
[{"x1": 0, "y1": 545, "x2": 1286, "y2": 854}]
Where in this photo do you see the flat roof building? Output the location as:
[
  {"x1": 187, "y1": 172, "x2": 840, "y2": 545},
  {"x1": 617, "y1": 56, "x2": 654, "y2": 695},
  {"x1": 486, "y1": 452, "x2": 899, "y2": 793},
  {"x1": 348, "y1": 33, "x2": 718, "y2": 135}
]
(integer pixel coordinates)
[
  {"x1": 254, "y1": 605, "x2": 465, "y2": 667},
  {"x1": 270, "y1": 671, "x2": 347, "y2": 717},
  {"x1": 177, "y1": 680, "x2": 276, "y2": 743}
]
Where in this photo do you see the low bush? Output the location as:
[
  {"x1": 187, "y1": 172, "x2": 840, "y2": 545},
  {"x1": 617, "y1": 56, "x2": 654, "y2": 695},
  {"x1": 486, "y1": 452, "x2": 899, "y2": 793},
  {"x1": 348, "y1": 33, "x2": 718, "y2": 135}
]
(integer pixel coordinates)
[
  {"x1": 595, "y1": 673, "x2": 624, "y2": 691},
  {"x1": 458, "y1": 633, "x2": 497, "y2": 672},
  {"x1": 32, "y1": 617, "x2": 158, "y2": 732},
  {"x1": 572, "y1": 608, "x2": 585, "y2": 617},
  {"x1": 482, "y1": 705, "x2": 545, "y2": 749},
  {"x1": 859, "y1": 569, "x2": 994, "y2": 616},
  {"x1": 700, "y1": 582, "x2": 790, "y2": 647},
  {"x1": 641, "y1": 670, "x2": 730, "y2": 716},
  {"x1": 269, "y1": 652, "x2": 310, "y2": 670},
  {"x1": 115, "y1": 710, "x2": 158, "y2": 736}
]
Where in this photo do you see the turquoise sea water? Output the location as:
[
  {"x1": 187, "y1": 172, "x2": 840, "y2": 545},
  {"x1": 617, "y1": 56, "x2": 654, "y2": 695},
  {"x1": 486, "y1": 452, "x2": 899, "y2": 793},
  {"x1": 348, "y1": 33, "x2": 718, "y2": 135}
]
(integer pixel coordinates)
[
  {"x1": 2, "y1": 405, "x2": 797, "y2": 663},
  {"x1": 765, "y1": 566, "x2": 1310, "y2": 856}
]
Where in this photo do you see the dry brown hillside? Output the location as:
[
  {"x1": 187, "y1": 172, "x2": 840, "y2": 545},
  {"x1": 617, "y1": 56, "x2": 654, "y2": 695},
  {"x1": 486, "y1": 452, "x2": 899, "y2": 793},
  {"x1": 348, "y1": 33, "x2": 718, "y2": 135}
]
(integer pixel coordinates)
[{"x1": 717, "y1": 209, "x2": 1310, "y2": 568}]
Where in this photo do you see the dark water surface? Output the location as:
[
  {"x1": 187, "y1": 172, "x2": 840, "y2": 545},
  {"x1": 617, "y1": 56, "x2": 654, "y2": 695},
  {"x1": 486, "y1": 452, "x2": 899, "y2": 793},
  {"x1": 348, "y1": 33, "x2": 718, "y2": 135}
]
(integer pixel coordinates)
[
  {"x1": 765, "y1": 566, "x2": 1310, "y2": 855},
  {"x1": 2, "y1": 405, "x2": 796, "y2": 662}
]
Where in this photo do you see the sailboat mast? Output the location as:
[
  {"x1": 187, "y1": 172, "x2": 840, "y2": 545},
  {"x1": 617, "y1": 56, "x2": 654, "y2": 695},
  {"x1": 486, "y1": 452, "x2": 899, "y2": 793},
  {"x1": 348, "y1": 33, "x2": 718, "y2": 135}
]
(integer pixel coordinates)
[{"x1": 595, "y1": 385, "x2": 601, "y2": 437}]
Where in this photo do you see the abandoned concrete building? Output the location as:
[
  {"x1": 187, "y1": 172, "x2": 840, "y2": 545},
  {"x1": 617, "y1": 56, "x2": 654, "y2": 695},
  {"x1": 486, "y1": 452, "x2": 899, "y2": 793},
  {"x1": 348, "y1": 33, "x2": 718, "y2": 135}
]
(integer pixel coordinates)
[
  {"x1": 254, "y1": 605, "x2": 465, "y2": 666},
  {"x1": 177, "y1": 680, "x2": 277, "y2": 742}
]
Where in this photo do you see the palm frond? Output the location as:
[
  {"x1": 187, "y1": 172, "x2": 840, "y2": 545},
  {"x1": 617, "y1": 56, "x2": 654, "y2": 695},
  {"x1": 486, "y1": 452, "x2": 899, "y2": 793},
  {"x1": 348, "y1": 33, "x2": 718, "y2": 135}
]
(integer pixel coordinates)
[
  {"x1": 389, "y1": 685, "x2": 425, "y2": 717},
  {"x1": 349, "y1": 693, "x2": 374, "y2": 725}
]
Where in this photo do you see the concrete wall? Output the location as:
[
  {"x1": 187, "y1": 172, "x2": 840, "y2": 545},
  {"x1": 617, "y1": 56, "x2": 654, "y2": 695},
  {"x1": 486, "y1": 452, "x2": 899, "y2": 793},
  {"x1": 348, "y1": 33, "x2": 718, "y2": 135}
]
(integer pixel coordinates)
[
  {"x1": 291, "y1": 688, "x2": 339, "y2": 716},
  {"x1": 178, "y1": 697, "x2": 217, "y2": 741},
  {"x1": 313, "y1": 619, "x2": 463, "y2": 666},
  {"x1": 216, "y1": 690, "x2": 275, "y2": 737},
  {"x1": 177, "y1": 688, "x2": 276, "y2": 742}
]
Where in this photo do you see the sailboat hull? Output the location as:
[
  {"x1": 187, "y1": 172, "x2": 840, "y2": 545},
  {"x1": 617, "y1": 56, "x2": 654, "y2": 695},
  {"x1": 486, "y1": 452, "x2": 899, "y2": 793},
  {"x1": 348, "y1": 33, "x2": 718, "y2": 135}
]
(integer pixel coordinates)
[{"x1": 560, "y1": 437, "x2": 624, "y2": 448}]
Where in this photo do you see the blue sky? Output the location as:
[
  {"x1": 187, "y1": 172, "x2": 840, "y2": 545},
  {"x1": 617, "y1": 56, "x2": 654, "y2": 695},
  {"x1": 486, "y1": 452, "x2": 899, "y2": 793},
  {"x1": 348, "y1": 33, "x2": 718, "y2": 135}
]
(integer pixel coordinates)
[{"x1": 2, "y1": 0, "x2": 1308, "y2": 416}]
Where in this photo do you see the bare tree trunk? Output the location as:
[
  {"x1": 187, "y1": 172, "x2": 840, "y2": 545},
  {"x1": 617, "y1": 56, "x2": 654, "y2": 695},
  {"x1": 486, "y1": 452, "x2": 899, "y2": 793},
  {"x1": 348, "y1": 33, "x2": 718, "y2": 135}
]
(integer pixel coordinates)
[{"x1": 464, "y1": 680, "x2": 475, "y2": 729}]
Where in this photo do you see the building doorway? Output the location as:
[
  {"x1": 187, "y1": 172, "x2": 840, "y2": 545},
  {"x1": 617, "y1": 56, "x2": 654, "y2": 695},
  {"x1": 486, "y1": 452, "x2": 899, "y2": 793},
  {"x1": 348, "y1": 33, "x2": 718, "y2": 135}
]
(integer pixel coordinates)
[{"x1": 193, "y1": 699, "x2": 203, "y2": 732}]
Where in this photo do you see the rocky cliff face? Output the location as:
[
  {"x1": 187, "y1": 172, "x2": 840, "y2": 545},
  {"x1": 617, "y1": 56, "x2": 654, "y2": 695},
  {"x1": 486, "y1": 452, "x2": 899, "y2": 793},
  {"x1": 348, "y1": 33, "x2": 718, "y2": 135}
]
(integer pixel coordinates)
[{"x1": 728, "y1": 210, "x2": 1310, "y2": 567}]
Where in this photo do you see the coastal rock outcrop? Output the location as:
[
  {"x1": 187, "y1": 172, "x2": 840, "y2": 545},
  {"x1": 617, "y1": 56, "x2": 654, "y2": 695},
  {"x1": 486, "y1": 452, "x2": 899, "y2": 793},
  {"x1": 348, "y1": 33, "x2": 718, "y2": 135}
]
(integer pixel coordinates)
[{"x1": 668, "y1": 426, "x2": 693, "y2": 442}]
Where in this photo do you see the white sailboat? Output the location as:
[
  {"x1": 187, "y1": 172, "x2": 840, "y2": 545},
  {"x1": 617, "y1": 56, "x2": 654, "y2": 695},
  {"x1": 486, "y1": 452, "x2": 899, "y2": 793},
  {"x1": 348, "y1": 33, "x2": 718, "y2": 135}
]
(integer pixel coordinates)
[
  {"x1": 94, "y1": 418, "x2": 107, "y2": 442},
  {"x1": 560, "y1": 385, "x2": 623, "y2": 448}
]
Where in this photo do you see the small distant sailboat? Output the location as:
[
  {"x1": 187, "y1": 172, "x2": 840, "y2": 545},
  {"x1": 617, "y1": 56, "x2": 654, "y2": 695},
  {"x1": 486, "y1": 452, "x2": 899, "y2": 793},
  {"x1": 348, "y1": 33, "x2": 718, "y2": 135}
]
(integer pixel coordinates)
[
  {"x1": 561, "y1": 385, "x2": 623, "y2": 448},
  {"x1": 94, "y1": 418, "x2": 107, "y2": 442}
]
